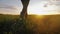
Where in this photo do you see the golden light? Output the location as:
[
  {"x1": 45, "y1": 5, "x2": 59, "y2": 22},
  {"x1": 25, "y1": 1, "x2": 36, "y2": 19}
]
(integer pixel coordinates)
[
  {"x1": 35, "y1": 15, "x2": 45, "y2": 19},
  {"x1": 27, "y1": 1, "x2": 58, "y2": 15}
]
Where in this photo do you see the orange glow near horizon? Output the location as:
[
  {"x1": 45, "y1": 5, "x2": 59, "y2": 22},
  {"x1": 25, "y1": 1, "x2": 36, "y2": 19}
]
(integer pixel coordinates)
[{"x1": 35, "y1": 15, "x2": 45, "y2": 19}]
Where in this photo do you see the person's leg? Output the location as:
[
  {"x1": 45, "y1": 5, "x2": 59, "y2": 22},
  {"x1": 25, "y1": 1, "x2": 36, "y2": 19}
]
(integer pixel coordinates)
[
  {"x1": 21, "y1": 0, "x2": 30, "y2": 7},
  {"x1": 21, "y1": 0, "x2": 30, "y2": 18}
]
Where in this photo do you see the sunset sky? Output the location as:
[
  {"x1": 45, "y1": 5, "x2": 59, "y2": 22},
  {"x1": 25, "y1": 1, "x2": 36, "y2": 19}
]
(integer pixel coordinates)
[{"x1": 0, "y1": 0, "x2": 60, "y2": 15}]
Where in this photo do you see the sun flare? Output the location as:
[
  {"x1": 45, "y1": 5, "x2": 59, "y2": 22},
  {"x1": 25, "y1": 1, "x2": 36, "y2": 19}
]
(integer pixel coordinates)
[{"x1": 27, "y1": 1, "x2": 58, "y2": 15}]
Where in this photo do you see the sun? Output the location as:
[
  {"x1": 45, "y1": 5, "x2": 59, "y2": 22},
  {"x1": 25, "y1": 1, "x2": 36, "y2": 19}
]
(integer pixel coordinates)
[{"x1": 27, "y1": 1, "x2": 58, "y2": 15}]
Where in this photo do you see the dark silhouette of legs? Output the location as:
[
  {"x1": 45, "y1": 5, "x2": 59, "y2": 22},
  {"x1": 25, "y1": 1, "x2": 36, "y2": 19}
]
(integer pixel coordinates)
[{"x1": 21, "y1": 0, "x2": 30, "y2": 19}]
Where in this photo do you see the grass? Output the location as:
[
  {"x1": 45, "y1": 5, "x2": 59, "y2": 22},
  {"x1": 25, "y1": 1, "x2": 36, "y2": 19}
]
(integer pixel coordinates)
[{"x1": 0, "y1": 14, "x2": 60, "y2": 34}]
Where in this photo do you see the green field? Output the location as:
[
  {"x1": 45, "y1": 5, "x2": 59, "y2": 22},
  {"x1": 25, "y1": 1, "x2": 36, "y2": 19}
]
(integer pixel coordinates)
[{"x1": 0, "y1": 14, "x2": 60, "y2": 34}]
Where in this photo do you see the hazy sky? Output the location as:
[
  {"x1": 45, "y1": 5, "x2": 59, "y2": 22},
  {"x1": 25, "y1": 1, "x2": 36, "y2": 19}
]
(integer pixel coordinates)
[
  {"x1": 0, "y1": 0, "x2": 22, "y2": 14},
  {"x1": 0, "y1": 0, "x2": 60, "y2": 15}
]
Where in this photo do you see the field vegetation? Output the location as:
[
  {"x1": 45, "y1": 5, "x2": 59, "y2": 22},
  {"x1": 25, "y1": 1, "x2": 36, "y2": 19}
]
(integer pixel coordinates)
[{"x1": 0, "y1": 14, "x2": 60, "y2": 34}]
